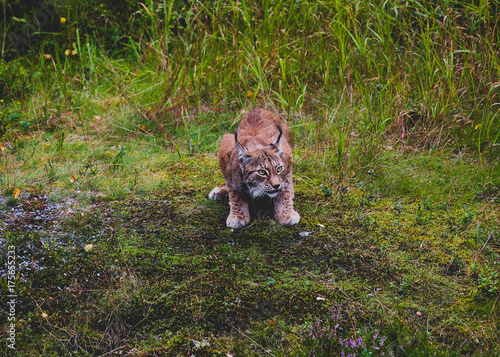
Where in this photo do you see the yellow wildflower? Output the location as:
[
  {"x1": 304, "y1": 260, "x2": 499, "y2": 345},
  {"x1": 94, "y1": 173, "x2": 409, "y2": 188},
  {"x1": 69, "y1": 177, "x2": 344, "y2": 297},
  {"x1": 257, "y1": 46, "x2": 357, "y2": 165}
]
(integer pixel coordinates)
[
  {"x1": 60, "y1": 17, "x2": 66, "y2": 24},
  {"x1": 474, "y1": 124, "x2": 482, "y2": 130},
  {"x1": 246, "y1": 91, "x2": 254, "y2": 98},
  {"x1": 64, "y1": 49, "x2": 70, "y2": 56}
]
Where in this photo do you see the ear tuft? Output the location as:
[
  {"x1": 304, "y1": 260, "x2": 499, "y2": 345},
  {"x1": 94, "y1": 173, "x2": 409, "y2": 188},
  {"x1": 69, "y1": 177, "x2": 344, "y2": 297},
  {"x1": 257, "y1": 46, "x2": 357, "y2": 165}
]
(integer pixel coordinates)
[
  {"x1": 271, "y1": 125, "x2": 283, "y2": 154},
  {"x1": 235, "y1": 130, "x2": 250, "y2": 162}
]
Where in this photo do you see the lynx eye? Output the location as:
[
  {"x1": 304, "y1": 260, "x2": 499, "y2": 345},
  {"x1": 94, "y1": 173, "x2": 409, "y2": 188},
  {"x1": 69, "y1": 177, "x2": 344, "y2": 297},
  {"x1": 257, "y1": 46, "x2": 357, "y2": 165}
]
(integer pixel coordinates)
[
  {"x1": 256, "y1": 169, "x2": 268, "y2": 176},
  {"x1": 276, "y1": 165, "x2": 284, "y2": 173}
]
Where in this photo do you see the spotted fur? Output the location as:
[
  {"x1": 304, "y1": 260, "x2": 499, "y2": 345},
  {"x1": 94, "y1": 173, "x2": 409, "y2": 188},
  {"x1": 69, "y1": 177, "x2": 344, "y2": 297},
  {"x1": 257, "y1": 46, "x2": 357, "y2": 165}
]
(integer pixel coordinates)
[{"x1": 209, "y1": 109, "x2": 300, "y2": 229}]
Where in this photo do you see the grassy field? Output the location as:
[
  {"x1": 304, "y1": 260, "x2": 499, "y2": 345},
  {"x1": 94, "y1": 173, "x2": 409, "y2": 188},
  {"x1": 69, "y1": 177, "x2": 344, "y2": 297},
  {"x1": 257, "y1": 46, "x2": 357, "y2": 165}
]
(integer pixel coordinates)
[{"x1": 1, "y1": 0, "x2": 499, "y2": 355}]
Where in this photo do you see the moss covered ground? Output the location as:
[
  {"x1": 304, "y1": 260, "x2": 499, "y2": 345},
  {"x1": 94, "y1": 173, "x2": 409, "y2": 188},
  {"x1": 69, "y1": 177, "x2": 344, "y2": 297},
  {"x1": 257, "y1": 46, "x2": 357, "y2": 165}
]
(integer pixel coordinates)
[{"x1": 1, "y1": 133, "x2": 498, "y2": 355}]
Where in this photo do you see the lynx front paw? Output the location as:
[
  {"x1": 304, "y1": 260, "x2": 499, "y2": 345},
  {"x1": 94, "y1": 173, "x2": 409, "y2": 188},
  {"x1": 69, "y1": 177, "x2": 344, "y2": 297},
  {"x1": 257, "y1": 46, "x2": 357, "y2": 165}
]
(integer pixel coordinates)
[
  {"x1": 226, "y1": 214, "x2": 250, "y2": 229},
  {"x1": 276, "y1": 210, "x2": 300, "y2": 225}
]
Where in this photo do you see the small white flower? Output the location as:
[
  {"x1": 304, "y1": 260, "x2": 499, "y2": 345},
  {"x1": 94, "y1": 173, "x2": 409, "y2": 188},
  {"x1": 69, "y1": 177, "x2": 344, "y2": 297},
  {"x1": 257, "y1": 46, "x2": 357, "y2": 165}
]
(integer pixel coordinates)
[{"x1": 84, "y1": 244, "x2": 93, "y2": 251}]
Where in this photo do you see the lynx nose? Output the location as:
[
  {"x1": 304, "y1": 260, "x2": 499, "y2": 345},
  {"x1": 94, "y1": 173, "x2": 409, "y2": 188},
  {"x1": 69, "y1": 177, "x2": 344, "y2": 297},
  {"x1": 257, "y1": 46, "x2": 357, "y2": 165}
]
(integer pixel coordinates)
[{"x1": 272, "y1": 184, "x2": 281, "y2": 190}]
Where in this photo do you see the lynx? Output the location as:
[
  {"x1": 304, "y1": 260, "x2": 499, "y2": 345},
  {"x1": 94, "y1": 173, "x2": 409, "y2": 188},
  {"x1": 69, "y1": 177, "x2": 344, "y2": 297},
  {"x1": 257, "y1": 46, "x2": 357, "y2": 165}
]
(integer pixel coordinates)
[{"x1": 209, "y1": 108, "x2": 300, "y2": 229}]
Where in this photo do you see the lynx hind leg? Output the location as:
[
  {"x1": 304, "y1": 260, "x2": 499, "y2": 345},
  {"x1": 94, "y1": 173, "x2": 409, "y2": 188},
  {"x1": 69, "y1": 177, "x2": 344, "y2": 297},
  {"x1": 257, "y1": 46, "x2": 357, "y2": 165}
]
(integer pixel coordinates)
[
  {"x1": 274, "y1": 185, "x2": 300, "y2": 225},
  {"x1": 209, "y1": 185, "x2": 229, "y2": 201}
]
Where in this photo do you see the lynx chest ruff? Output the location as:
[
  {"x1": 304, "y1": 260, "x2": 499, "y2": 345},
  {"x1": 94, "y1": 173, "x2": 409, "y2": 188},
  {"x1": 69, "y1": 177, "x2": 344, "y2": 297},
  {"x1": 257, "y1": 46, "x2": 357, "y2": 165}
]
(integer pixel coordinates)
[{"x1": 209, "y1": 109, "x2": 300, "y2": 229}]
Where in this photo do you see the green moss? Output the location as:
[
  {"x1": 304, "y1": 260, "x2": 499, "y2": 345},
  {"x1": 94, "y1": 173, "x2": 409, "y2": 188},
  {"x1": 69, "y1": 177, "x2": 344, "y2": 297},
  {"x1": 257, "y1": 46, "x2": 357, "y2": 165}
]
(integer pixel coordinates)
[{"x1": 2, "y1": 172, "x2": 498, "y2": 355}]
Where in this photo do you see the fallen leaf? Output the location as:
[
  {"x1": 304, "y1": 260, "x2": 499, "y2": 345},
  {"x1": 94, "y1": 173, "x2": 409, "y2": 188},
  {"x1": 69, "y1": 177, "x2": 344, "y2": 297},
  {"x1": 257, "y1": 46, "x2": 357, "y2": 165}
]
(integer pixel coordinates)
[{"x1": 13, "y1": 188, "x2": 20, "y2": 199}]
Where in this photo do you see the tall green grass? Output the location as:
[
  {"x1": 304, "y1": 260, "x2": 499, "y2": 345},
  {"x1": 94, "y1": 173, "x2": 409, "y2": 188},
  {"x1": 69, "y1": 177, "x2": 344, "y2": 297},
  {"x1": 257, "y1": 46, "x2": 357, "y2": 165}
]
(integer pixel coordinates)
[
  {"x1": 1, "y1": 0, "x2": 499, "y2": 191},
  {"x1": 120, "y1": 0, "x2": 500, "y2": 142}
]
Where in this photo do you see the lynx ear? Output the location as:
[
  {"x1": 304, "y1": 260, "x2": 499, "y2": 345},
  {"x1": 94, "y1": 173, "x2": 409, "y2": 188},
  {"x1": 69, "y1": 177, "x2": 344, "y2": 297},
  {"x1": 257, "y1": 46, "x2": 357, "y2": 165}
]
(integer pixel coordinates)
[
  {"x1": 270, "y1": 125, "x2": 283, "y2": 154},
  {"x1": 234, "y1": 130, "x2": 250, "y2": 162}
]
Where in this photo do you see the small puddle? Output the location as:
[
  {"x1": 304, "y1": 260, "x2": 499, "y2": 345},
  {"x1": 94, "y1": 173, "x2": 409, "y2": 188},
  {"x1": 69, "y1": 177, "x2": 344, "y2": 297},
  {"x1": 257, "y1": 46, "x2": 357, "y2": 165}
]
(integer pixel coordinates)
[{"x1": 0, "y1": 192, "x2": 93, "y2": 278}]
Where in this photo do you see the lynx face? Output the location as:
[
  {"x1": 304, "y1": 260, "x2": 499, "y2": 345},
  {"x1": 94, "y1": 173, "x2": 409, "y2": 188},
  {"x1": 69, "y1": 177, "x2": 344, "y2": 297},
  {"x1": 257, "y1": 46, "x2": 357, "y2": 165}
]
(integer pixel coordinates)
[
  {"x1": 239, "y1": 148, "x2": 288, "y2": 199},
  {"x1": 235, "y1": 125, "x2": 288, "y2": 199}
]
